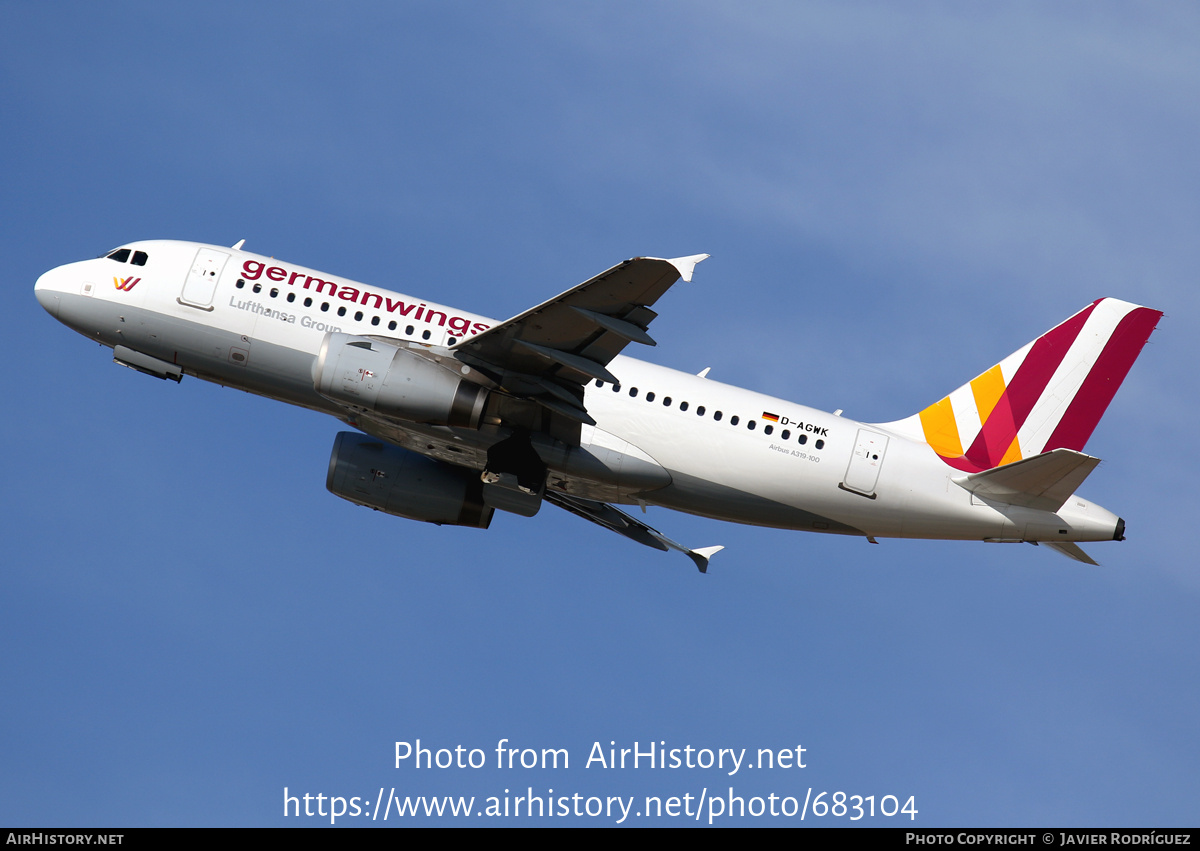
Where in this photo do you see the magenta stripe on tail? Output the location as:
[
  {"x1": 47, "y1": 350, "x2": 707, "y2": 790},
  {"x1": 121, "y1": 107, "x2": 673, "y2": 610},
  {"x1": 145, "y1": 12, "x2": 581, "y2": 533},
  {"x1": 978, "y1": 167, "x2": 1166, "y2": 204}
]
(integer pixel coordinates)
[
  {"x1": 963, "y1": 301, "x2": 1098, "y2": 469},
  {"x1": 1043, "y1": 306, "x2": 1162, "y2": 452}
]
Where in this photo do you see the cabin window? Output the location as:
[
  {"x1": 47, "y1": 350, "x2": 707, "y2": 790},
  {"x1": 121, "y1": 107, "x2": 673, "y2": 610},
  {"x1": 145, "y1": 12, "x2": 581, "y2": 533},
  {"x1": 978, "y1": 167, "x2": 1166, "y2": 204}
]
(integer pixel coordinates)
[
  {"x1": 235, "y1": 279, "x2": 245, "y2": 289},
  {"x1": 697, "y1": 406, "x2": 705, "y2": 416},
  {"x1": 798, "y1": 434, "x2": 807, "y2": 445},
  {"x1": 747, "y1": 420, "x2": 756, "y2": 430},
  {"x1": 595, "y1": 380, "x2": 604, "y2": 388},
  {"x1": 730, "y1": 415, "x2": 740, "y2": 426},
  {"x1": 663, "y1": 397, "x2": 671, "y2": 406},
  {"x1": 337, "y1": 306, "x2": 347, "y2": 317},
  {"x1": 371, "y1": 316, "x2": 380, "y2": 326},
  {"x1": 629, "y1": 387, "x2": 638, "y2": 397},
  {"x1": 447, "y1": 336, "x2": 457, "y2": 345},
  {"x1": 304, "y1": 297, "x2": 313, "y2": 307},
  {"x1": 680, "y1": 401, "x2": 689, "y2": 411},
  {"x1": 354, "y1": 310, "x2": 363, "y2": 321},
  {"x1": 646, "y1": 392, "x2": 655, "y2": 402},
  {"x1": 815, "y1": 439, "x2": 825, "y2": 450},
  {"x1": 388, "y1": 320, "x2": 397, "y2": 330},
  {"x1": 252, "y1": 283, "x2": 262, "y2": 293},
  {"x1": 422, "y1": 330, "x2": 431, "y2": 340},
  {"x1": 781, "y1": 430, "x2": 790, "y2": 440},
  {"x1": 320, "y1": 302, "x2": 329, "y2": 312},
  {"x1": 269, "y1": 288, "x2": 278, "y2": 298},
  {"x1": 764, "y1": 425, "x2": 773, "y2": 435},
  {"x1": 714, "y1": 411, "x2": 723, "y2": 421},
  {"x1": 406, "y1": 325, "x2": 414, "y2": 335},
  {"x1": 287, "y1": 292, "x2": 296, "y2": 303}
]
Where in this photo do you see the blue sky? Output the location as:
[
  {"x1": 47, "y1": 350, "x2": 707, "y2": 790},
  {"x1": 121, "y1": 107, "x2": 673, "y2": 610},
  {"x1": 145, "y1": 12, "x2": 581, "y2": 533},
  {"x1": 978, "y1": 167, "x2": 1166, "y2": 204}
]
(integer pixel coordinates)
[{"x1": 2, "y1": 1, "x2": 1198, "y2": 826}]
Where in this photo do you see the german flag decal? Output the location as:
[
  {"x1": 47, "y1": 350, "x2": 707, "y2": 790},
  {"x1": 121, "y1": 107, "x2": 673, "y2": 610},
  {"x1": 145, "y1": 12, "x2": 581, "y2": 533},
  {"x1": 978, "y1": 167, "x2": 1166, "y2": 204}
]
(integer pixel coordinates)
[{"x1": 761, "y1": 412, "x2": 780, "y2": 422}]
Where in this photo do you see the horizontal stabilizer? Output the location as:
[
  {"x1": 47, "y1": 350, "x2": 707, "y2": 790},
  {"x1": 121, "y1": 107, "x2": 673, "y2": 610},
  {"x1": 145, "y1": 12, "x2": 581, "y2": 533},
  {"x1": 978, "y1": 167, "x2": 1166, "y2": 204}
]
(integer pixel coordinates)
[
  {"x1": 952, "y1": 448, "x2": 1100, "y2": 512},
  {"x1": 1042, "y1": 541, "x2": 1100, "y2": 566}
]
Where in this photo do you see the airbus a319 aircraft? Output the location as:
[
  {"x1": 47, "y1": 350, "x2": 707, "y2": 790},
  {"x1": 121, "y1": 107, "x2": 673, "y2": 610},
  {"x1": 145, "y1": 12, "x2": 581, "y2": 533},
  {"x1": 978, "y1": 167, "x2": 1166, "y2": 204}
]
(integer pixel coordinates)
[{"x1": 35, "y1": 240, "x2": 1161, "y2": 571}]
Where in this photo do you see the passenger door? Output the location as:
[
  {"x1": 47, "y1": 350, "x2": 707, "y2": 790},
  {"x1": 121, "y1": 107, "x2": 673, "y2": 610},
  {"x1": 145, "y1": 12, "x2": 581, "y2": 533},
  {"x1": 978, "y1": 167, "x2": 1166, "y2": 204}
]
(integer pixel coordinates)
[{"x1": 178, "y1": 247, "x2": 229, "y2": 310}]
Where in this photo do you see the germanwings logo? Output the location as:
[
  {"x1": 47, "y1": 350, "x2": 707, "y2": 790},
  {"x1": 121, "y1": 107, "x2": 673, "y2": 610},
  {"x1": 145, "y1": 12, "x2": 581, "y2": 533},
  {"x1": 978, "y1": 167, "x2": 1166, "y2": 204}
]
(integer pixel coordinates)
[
  {"x1": 113, "y1": 275, "x2": 141, "y2": 292},
  {"x1": 917, "y1": 298, "x2": 1162, "y2": 472}
]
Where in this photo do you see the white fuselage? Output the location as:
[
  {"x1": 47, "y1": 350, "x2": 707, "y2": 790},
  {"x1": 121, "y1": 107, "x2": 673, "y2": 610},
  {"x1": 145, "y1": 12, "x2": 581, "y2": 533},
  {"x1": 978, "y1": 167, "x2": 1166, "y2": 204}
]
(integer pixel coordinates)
[{"x1": 34, "y1": 240, "x2": 1123, "y2": 546}]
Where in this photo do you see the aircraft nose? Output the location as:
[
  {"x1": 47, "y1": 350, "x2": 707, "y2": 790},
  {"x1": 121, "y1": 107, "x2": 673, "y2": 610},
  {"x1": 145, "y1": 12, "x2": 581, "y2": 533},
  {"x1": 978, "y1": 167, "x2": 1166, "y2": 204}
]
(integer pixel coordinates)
[{"x1": 34, "y1": 269, "x2": 62, "y2": 319}]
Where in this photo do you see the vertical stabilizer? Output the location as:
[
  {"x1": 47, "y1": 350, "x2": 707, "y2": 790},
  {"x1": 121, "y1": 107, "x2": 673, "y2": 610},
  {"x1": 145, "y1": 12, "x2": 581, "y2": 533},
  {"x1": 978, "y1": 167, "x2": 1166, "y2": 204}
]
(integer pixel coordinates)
[{"x1": 885, "y1": 298, "x2": 1161, "y2": 472}]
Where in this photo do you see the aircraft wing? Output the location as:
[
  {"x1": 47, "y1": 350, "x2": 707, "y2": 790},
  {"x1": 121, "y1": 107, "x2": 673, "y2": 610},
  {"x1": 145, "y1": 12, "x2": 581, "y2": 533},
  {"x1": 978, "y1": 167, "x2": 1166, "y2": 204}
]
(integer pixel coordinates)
[
  {"x1": 546, "y1": 491, "x2": 723, "y2": 573},
  {"x1": 452, "y1": 254, "x2": 707, "y2": 423}
]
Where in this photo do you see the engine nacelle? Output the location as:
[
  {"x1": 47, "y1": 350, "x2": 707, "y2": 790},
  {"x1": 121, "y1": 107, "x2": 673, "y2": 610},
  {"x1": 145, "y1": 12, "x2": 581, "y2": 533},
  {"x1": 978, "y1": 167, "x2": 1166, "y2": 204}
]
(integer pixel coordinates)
[
  {"x1": 326, "y1": 432, "x2": 493, "y2": 528},
  {"x1": 313, "y1": 333, "x2": 489, "y2": 428}
]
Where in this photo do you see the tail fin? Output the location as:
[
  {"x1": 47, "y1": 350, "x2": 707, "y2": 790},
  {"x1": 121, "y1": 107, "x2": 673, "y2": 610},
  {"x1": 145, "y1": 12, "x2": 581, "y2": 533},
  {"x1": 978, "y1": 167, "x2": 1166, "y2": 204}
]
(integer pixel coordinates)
[{"x1": 885, "y1": 298, "x2": 1162, "y2": 473}]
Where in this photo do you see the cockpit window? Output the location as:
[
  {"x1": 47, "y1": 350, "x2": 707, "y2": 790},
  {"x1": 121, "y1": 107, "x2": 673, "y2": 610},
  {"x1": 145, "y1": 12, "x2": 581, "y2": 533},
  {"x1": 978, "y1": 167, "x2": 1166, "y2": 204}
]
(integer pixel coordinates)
[
  {"x1": 131, "y1": 250, "x2": 148, "y2": 266},
  {"x1": 106, "y1": 248, "x2": 131, "y2": 263}
]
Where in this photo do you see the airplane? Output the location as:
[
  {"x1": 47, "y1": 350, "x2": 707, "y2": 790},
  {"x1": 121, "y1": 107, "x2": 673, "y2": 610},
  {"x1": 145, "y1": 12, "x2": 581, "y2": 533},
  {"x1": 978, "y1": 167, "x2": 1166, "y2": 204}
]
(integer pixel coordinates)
[{"x1": 34, "y1": 240, "x2": 1162, "y2": 572}]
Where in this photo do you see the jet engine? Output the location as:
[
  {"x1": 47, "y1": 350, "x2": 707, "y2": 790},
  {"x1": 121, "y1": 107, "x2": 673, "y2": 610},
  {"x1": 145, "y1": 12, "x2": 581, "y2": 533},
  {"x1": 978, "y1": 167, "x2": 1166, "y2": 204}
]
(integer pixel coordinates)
[
  {"x1": 313, "y1": 333, "x2": 489, "y2": 428},
  {"x1": 326, "y1": 431, "x2": 493, "y2": 528}
]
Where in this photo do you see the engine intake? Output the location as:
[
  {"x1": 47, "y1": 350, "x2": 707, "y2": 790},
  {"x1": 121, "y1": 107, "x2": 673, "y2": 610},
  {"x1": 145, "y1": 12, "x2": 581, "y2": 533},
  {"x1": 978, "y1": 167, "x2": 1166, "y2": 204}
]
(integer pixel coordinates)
[
  {"x1": 313, "y1": 333, "x2": 488, "y2": 428},
  {"x1": 326, "y1": 432, "x2": 493, "y2": 528}
]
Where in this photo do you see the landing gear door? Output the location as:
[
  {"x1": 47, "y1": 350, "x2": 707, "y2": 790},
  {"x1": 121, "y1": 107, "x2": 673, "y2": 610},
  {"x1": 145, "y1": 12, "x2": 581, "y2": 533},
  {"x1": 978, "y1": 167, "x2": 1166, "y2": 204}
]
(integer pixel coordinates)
[
  {"x1": 842, "y1": 429, "x2": 888, "y2": 497},
  {"x1": 178, "y1": 247, "x2": 229, "y2": 310}
]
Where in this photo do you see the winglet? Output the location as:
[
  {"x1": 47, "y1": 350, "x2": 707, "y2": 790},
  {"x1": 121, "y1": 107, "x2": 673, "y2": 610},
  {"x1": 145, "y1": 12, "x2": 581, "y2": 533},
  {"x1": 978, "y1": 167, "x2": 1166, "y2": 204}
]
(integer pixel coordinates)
[
  {"x1": 688, "y1": 545, "x2": 725, "y2": 574},
  {"x1": 667, "y1": 254, "x2": 709, "y2": 283}
]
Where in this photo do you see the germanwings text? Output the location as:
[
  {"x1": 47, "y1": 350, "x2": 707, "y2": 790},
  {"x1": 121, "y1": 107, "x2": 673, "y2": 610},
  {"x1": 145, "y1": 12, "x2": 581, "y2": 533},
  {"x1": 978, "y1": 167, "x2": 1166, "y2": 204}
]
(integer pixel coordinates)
[{"x1": 241, "y1": 260, "x2": 490, "y2": 337}]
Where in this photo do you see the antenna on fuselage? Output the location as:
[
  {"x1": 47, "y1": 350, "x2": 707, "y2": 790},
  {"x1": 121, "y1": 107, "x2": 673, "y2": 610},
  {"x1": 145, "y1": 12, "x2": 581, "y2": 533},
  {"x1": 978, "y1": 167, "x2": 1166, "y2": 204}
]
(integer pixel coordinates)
[{"x1": 232, "y1": 239, "x2": 245, "y2": 250}]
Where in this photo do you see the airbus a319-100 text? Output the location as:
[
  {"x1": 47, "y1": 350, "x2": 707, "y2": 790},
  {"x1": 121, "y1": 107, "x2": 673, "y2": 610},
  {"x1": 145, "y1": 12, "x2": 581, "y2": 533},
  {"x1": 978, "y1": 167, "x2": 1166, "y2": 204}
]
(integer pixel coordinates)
[{"x1": 35, "y1": 240, "x2": 1162, "y2": 571}]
